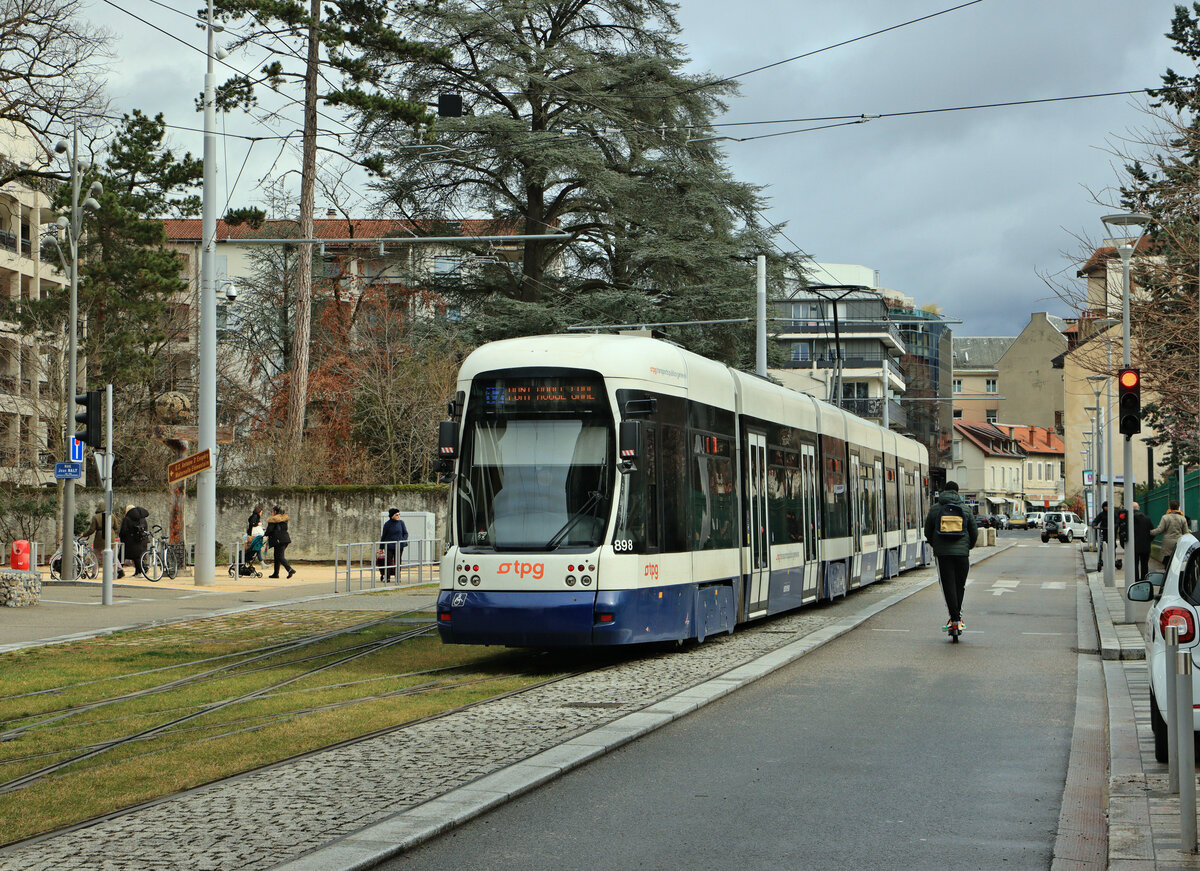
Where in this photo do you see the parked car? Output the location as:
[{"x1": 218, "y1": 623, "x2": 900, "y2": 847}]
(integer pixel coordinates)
[
  {"x1": 1008, "y1": 513, "x2": 1029, "y2": 529},
  {"x1": 993, "y1": 514, "x2": 1010, "y2": 530},
  {"x1": 1040, "y1": 511, "x2": 1088, "y2": 541},
  {"x1": 1027, "y1": 512, "x2": 1045, "y2": 530},
  {"x1": 1127, "y1": 533, "x2": 1200, "y2": 762}
]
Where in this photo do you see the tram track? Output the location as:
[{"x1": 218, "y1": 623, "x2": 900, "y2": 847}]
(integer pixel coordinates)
[
  {"x1": 0, "y1": 610, "x2": 434, "y2": 739},
  {"x1": 0, "y1": 622, "x2": 440, "y2": 795}
]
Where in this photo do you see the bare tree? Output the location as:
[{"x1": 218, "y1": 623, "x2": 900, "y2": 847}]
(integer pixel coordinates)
[{"x1": 0, "y1": 0, "x2": 110, "y2": 186}]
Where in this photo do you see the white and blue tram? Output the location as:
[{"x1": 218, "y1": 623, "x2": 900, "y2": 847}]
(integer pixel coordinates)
[{"x1": 436, "y1": 334, "x2": 931, "y2": 647}]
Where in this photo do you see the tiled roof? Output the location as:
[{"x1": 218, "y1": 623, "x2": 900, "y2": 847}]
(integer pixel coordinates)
[
  {"x1": 952, "y1": 337, "x2": 1015, "y2": 369},
  {"x1": 1077, "y1": 237, "x2": 1155, "y2": 276},
  {"x1": 995, "y1": 424, "x2": 1064, "y2": 456},
  {"x1": 954, "y1": 421, "x2": 1024, "y2": 458},
  {"x1": 159, "y1": 218, "x2": 519, "y2": 242}
]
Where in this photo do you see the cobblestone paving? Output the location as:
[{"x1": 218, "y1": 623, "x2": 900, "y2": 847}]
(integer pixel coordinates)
[{"x1": 0, "y1": 571, "x2": 932, "y2": 871}]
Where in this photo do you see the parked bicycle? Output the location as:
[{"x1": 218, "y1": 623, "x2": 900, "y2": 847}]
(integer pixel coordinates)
[
  {"x1": 49, "y1": 536, "x2": 99, "y2": 581},
  {"x1": 140, "y1": 525, "x2": 178, "y2": 582}
]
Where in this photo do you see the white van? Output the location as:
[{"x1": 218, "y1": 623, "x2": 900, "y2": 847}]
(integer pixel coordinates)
[{"x1": 1027, "y1": 512, "x2": 1045, "y2": 530}]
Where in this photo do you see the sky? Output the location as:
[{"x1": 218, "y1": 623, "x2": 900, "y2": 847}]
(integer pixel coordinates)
[{"x1": 84, "y1": 0, "x2": 1187, "y2": 336}]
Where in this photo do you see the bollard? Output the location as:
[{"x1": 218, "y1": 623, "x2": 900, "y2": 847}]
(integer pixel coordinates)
[
  {"x1": 1168, "y1": 625, "x2": 1181, "y2": 793},
  {"x1": 1179, "y1": 650, "x2": 1197, "y2": 852}
]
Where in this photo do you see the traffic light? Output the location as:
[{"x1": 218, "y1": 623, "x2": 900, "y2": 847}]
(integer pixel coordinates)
[
  {"x1": 75, "y1": 389, "x2": 102, "y2": 448},
  {"x1": 1118, "y1": 367, "x2": 1141, "y2": 436}
]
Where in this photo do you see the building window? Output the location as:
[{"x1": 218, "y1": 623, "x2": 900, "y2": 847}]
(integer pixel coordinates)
[
  {"x1": 953, "y1": 408, "x2": 963, "y2": 419},
  {"x1": 986, "y1": 409, "x2": 997, "y2": 424},
  {"x1": 1027, "y1": 462, "x2": 1033, "y2": 478},
  {"x1": 790, "y1": 342, "x2": 811, "y2": 361},
  {"x1": 952, "y1": 379, "x2": 962, "y2": 394},
  {"x1": 952, "y1": 439, "x2": 962, "y2": 462},
  {"x1": 985, "y1": 378, "x2": 997, "y2": 394}
]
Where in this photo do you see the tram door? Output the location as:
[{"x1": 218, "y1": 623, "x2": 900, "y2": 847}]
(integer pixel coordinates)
[
  {"x1": 745, "y1": 431, "x2": 770, "y2": 617},
  {"x1": 801, "y1": 444, "x2": 820, "y2": 600},
  {"x1": 849, "y1": 453, "x2": 862, "y2": 584}
]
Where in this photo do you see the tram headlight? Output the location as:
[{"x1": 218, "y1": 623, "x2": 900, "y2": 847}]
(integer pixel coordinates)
[
  {"x1": 470, "y1": 575, "x2": 481, "y2": 586},
  {"x1": 457, "y1": 575, "x2": 468, "y2": 586},
  {"x1": 580, "y1": 575, "x2": 592, "y2": 586},
  {"x1": 565, "y1": 575, "x2": 577, "y2": 586}
]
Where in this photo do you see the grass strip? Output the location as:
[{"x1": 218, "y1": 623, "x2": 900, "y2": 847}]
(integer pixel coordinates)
[{"x1": 0, "y1": 610, "x2": 560, "y2": 846}]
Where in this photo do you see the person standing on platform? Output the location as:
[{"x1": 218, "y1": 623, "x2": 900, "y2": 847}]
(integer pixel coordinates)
[
  {"x1": 379, "y1": 508, "x2": 408, "y2": 583},
  {"x1": 265, "y1": 504, "x2": 295, "y2": 579},
  {"x1": 923, "y1": 480, "x2": 978, "y2": 635}
]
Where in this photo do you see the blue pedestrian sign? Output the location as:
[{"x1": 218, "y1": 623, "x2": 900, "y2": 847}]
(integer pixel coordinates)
[
  {"x1": 54, "y1": 462, "x2": 82, "y2": 480},
  {"x1": 69, "y1": 438, "x2": 84, "y2": 463}
]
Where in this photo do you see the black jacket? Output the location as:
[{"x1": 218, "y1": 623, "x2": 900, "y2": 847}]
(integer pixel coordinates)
[
  {"x1": 266, "y1": 512, "x2": 291, "y2": 547},
  {"x1": 246, "y1": 510, "x2": 261, "y2": 537},
  {"x1": 1132, "y1": 510, "x2": 1154, "y2": 551}
]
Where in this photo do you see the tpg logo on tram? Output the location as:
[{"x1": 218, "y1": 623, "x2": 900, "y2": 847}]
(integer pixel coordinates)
[{"x1": 497, "y1": 561, "x2": 545, "y2": 580}]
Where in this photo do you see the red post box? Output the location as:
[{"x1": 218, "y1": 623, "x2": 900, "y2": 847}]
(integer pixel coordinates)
[{"x1": 10, "y1": 540, "x2": 30, "y2": 571}]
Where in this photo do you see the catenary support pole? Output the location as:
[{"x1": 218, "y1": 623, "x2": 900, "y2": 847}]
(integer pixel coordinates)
[
  {"x1": 756, "y1": 254, "x2": 766, "y2": 377},
  {"x1": 1120, "y1": 242, "x2": 1137, "y2": 622},
  {"x1": 195, "y1": 0, "x2": 219, "y2": 586}
]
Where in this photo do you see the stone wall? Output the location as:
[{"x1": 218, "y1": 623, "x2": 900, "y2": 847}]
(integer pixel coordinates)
[
  {"x1": 0, "y1": 569, "x2": 41, "y2": 606},
  {"x1": 14, "y1": 486, "x2": 449, "y2": 564}
]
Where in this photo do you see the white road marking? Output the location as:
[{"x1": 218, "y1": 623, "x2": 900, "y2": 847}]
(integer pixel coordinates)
[
  {"x1": 1022, "y1": 632, "x2": 1064, "y2": 636},
  {"x1": 871, "y1": 628, "x2": 911, "y2": 633},
  {"x1": 1041, "y1": 582, "x2": 1067, "y2": 590}
]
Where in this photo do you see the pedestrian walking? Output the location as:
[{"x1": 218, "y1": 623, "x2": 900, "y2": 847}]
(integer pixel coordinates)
[
  {"x1": 1092, "y1": 501, "x2": 1111, "y2": 572},
  {"x1": 379, "y1": 508, "x2": 408, "y2": 583},
  {"x1": 1152, "y1": 500, "x2": 1190, "y2": 570},
  {"x1": 923, "y1": 480, "x2": 978, "y2": 634},
  {"x1": 1131, "y1": 501, "x2": 1154, "y2": 582},
  {"x1": 118, "y1": 505, "x2": 150, "y2": 577},
  {"x1": 265, "y1": 504, "x2": 295, "y2": 579},
  {"x1": 246, "y1": 503, "x2": 263, "y2": 538},
  {"x1": 84, "y1": 502, "x2": 107, "y2": 554}
]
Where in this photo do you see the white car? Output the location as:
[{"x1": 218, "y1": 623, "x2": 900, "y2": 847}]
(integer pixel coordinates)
[
  {"x1": 1040, "y1": 510, "x2": 1088, "y2": 541},
  {"x1": 1027, "y1": 512, "x2": 1045, "y2": 530},
  {"x1": 1127, "y1": 533, "x2": 1200, "y2": 762}
]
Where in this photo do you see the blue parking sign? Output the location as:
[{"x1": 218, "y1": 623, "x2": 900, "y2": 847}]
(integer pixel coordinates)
[{"x1": 70, "y1": 438, "x2": 84, "y2": 463}]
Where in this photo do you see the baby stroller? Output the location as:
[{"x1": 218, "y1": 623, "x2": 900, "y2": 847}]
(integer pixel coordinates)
[{"x1": 228, "y1": 531, "x2": 265, "y2": 578}]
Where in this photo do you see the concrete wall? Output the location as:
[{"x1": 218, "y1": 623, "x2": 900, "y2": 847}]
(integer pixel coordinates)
[{"x1": 22, "y1": 486, "x2": 449, "y2": 564}]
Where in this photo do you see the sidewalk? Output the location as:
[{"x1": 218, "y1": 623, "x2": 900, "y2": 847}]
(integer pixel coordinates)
[
  {"x1": 1, "y1": 562, "x2": 436, "y2": 653},
  {"x1": 1088, "y1": 557, "x2": 1200, "y2": 869}
]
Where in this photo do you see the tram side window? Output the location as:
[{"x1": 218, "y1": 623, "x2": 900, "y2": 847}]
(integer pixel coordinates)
[
  {"x1": 613, "y1": 426, "x2": 658, "y2": 552},
  {"x1": 860, "y1": 464, "x2": 876, "y2": 535},
  {"x1": 822, "y1": 438, "x2": 849, "y2": 539},
  {"x1": 689, "y1": 432, "x2": 735, "y2": 550},
  {"x1": 884, "y1": 467, "x2": 899, "y2": 531},
  {"x1": 659, "y1": 424, "x2": 688, "y2": 552},
  {"x1": 768, "y1": 450, "x2": 802, "y2": 544}
]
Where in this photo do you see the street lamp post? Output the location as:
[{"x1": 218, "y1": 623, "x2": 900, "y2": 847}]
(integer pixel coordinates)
[
  {"x1": 52, "y1": 125, "x2": 101, "y2": 583},
  {"x1": 1102, "y1": 211, "x2": 1151, "y2": 620}
]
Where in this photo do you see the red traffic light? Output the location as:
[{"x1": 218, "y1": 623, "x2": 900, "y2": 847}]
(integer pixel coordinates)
[{"x1": 1119, "y1": 369, "x2": 1140, "y2": 390}]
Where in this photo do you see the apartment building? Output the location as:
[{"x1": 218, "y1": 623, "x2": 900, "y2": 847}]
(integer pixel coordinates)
[{"x1": 0, "y1": 122, "x2": 67, "y2": 486}]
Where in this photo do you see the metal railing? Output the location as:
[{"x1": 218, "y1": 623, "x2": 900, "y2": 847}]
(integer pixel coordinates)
[{"x1": 334, "y1": 538, "x2": 440, "y2": 592}]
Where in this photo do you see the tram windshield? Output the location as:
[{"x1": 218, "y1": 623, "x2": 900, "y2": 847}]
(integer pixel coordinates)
[{"x1": 456, "y1": 373, "x2": 614, "y2": 551}]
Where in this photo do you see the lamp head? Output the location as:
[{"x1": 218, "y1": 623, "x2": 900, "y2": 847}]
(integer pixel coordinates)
[
  {"x1": 53, "y1": 140, "x2": 68, "y2": 155},
  {"x1": 82, "y1": 197, "x2": 100, "y2": 212},
  {"x1": 55, "y1": 216, "x2": 68, "y2": 230},
  {"x1": 88, "y1": 181, "x2": 103, "y2": 198}
]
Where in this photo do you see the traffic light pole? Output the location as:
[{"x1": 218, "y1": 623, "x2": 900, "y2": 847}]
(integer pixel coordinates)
[
  {"x1": 61, "y1": 125, "x2": 81, "y2": 583},
  {"x1": 1119, "y1": 243, "x2": 1137, "y2": 623}
]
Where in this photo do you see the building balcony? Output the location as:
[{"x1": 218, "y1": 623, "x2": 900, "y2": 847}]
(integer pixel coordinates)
[
  {"x1": 0, "y1": 230, "x2": 32, "y2": 258},
  {"x1": 782, "y1": 354, "x2": 905, "y2": 381}
]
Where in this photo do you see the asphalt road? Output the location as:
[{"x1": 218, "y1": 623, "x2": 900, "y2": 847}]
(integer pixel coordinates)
[{"x1": 385, "y1": 536, "x2": 1080, "y2": 870}]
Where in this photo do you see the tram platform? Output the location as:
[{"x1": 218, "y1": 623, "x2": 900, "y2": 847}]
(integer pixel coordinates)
[{"x1": 0, "y1": 542, "x2": 1168, "y2": 871}]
